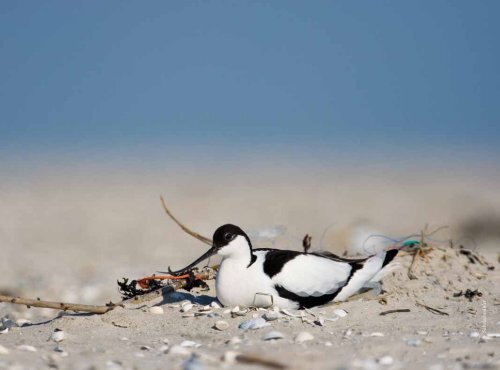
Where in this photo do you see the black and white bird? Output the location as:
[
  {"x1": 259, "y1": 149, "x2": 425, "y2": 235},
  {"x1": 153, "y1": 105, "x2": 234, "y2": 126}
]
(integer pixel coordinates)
[{"x1": 169, "y1": 224, "x2": 399, "y2": 309}]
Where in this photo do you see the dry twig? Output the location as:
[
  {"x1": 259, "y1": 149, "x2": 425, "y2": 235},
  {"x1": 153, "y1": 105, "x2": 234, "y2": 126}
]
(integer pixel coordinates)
[
  {"x1": 0, "y1": 295, "x2": 117, "y2": 314},
  {"x1": 160, "y1": 196, "x2": 212, "y2": 245}
]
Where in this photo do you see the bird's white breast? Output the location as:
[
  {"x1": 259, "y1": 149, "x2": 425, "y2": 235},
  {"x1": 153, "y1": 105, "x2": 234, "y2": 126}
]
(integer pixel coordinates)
[{"x1": 215, "y1": 251, "x2": 297, "y2": 308}]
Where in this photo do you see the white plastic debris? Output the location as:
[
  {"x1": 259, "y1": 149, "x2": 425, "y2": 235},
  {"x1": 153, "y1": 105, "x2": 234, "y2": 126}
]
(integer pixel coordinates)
[
  {"x1": 0, "y1": 344, "x2": 9, "y2": 355},
  {"x1": 294, "y1": 331, "x2": 314, "y2": 343},
  {"x1": 263, "y1": 331, "x2": 285, "y2": 341},
  {"x1": 50, "y1": 329, "x2": 65, "y2": 342},
  {"x1": 239, "y1": 317, "x2": 269, "y2": 330},
  {"x1": 17, "y1": 344, "x2": 37, "y2": 352},
  {"x1": 214, "y1": 320, "x2": 229, "y2": 331},
  {"x1": 149, "y1": 306, "x2": 164, "y2": 315},
  {"x1": 333, "y1": 309, "x2": 348, "y2": 318}
]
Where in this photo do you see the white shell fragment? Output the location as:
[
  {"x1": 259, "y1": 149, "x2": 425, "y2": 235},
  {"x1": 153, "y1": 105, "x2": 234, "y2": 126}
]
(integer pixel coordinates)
[
  {"x1": 169, "y1": 345, "x2": 191, "y2": 356},
  {"x1": 333, "y1": 309, "x2": 348, "y2": 318},
  {"x1": 149, "y1": 306, "x2": 164, "y2": 315},
  {"x1": 294, "y1": 331, "x2": 314, "y2": 343},
  {"x1": 210, "y1": 301, "x2": 222, "y2": 309},
  {"x1": 0, "y1": 344, "x2": 9, "y2": 355},
  {"x1": 51, "y1": 329, "x2": 65, "y2": 342},
  {"x1": 181, "y1": 303, "x2": 194, "y2": 313},
  {"x1": 17, "y1": 344, "x2": 38, "y2": 352},
  {"x1": 379, "y1": 355, "x2": 394, "y2": 365},
  {"x1": 180, "y1": 340, "x2": 201, "y2": 348},
  {"x1": 367, "y1": 332, "x2": 384, "y2": 337},
  {"x1": 214, "y1": 320, "x2": 230, "y2": 331},
  {"x1": 239, "y1": 317, "x2": 269, "y2": 330},
  {"x1": 263, "y1": 331, "x2": 285, "y2": 341}
]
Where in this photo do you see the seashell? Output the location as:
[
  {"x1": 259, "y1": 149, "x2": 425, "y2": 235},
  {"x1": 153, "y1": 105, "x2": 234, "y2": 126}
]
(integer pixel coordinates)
[
  {"x1": 227, "y1": 336, "x2": 242, "y2": 345},
  {"x1": 294, "y1": 331, "x2": 314, "y2": 343},
  {"x1": 169, "y1": 345, "x2": 191, "y2": 356},
  {"x1": 416, "y1": 330, "x2": 428, "y2": 335},
  {"x1": 238, "y1": 317, "x2": 269, "y2": 330},
  {"x1": 158, "y1": 344, "x2": 169, "y2": 353},
  {"x1": 263, "y1": 312, "x2": 282, "y2": 321},
  {"x1": 325, "y1": 341, "x2": 332, "y2": 347},
  {"x1": 50, "y1": 329, "x2": 65, "y2": 342},
  {"x1": 379, "y1": 355, "x2": 393, "y2": 365},
  {"x1": 17, "y1": 344, "x2": 37, "y2": 352},
  {"x1": 263, "y1": 331, "x2": 285, "y2": 341},
  {"x1": 149, "y1": 306, "x2": 164, "y2": 315},
  {"x1": 231, "y1": 306, "x2": 240, "y2": 313},
  {"x1": 0, "y1": 344, "x2": 9, "y2": 355},
  {"x1": 367, "y1": 332, "x2": 384, "y2": 337},
  {"x1": 199, "y1": 305, "x2": 212, "y2": 312},
  {"x1": 181, "y1": 303, "x2": 194, "y2": 313},
  {"x1": 210, "y1": 301, "x2": 222, "y2": 309},
  {"x1": 333, "y1": 309, "x2": 348, "y2": 318},
  {"x1": 214, "y1": 320, "x2": 229, "y2": 331},
  {"x1": 406, "y1": 339, "x2": 421, "y2": 346},
  {"x1": 180, "y1": 340, "x2": 201, "y2": 348}
]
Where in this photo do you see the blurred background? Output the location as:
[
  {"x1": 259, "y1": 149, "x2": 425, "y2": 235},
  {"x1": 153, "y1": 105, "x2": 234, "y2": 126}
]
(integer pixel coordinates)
[{"x1": 1, "y1": 1, "x2": 499, "y2": 305}]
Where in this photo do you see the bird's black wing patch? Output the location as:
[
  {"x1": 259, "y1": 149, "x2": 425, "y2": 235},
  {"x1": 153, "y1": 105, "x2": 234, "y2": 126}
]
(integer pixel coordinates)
[
  {"x1": 382, "y1": 249, "x2": 398, "y2": 268},
  {"x1": 274, "y1": 285, "x2": 340, "y2": 309},
  {"x1": 262, "y1": 250, "x2": 302, "y2": 278}
]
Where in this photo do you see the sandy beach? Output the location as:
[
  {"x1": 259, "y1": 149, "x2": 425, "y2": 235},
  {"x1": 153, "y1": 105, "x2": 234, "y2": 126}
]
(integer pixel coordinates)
[{"x1": 1, "y1": 167, "x2": 499, "y2": 370}]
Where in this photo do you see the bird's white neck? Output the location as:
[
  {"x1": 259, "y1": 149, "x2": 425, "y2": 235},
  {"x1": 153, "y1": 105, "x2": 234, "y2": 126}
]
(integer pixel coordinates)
[{"x1": 218, "y1": 235, "x2": 253, "y2": 265}]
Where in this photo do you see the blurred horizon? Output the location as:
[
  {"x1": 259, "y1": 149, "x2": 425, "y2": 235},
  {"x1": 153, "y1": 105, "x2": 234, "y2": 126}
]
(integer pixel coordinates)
[{"x1": 1, "y1": 1, "x2": 500, "y2": 171}]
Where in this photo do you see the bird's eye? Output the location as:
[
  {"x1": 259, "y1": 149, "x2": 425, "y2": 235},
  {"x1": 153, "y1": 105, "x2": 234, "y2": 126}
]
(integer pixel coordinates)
[{"x1": 224, "y1": 233, "x2": 234, "y2": 241}]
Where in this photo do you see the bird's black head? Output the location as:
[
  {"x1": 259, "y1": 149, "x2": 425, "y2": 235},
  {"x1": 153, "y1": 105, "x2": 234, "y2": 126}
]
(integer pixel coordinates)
[{"x1": 212, "y1": 224, "x2": 252, "y2": 250}]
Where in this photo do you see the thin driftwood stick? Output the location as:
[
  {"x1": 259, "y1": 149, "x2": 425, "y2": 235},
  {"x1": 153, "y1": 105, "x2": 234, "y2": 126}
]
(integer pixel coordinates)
[
  {"x1": 0, "y1": 295, "x2": 116, "y2": 314},
  {"x1": 160, "y1": 195, "x2": 212, "y2": 245},
  {"x1": 0, "y1": 270, "x2": 213, "y2": 314}
]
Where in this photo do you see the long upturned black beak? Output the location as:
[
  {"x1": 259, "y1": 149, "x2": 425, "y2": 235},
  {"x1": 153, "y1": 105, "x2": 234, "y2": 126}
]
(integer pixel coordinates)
[{"x1": 161, "y1": 246, "x2": 218, "y2": 276}]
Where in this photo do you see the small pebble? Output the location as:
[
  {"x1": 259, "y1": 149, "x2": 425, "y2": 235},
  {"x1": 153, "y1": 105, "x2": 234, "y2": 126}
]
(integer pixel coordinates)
[
  {"x1": 294, "y1": 331, "x2": 314, "y2": 343},
  {"x1": 407, "y1": 339, "x2": 422, "y2": 347},
  {"x1": 469, "y1": 331, "x2": 480, "y2": 338},
  {"x1": 325, "y1": 341, "x2": 332, "y2": 346},
  {"x1": 263, "y1": 331, "x2": 285, "y2": 341},
  {"x1": 239, "y1": 317, "x2": 269, "y2": 330},
  {"x1": 16, "y1": 319, "x2": 31, "y2": 327},
  {"x1": 378, "y1": 355, "x2": 393, "y2": 365},
  {"x1": 0, "y1": 344, "x2": 9, "y2": 355},
  {"x1": 17, "y1": 344, "x2": 37, "y2": 352},
  {"x1": 149, "y1": 306, "x2": 164, "y2": 315},
  {"x1": 51, "y1": 329, "x2": 65, "y2": 342},
  {"x1": 416, "y1": 331, "x2": 428, "y2": 335},
  {"x1": 333, "y1": 309, "x2": 348, "y2": 318},
  {"x1": 214, "y1": 320, "x2": 229, "y2": 331},
  {"x1": 140, "y1": 345, "x2": 152, "y2": 351}
]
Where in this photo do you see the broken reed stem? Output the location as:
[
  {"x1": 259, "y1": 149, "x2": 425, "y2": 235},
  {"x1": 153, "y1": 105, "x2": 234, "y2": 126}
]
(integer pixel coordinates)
[
  {"x1": 235, "y1": 354, "x2": 287, "y2": 370},
  {"x1": 0, "y1": 294, "x2": 115, "y2": 314},
  {"x1": 160, "y1": 196, "x2": 212, "y2": 246}
]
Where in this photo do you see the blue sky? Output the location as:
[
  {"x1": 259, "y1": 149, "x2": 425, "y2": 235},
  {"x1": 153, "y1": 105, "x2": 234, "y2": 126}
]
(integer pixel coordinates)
[{"x1": 1, "y1": 1, "x2": 499, "y2": 167}]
